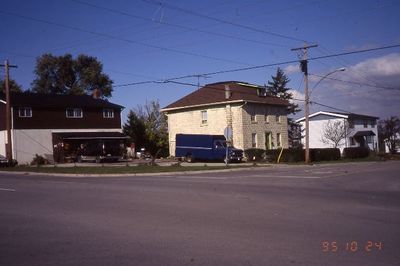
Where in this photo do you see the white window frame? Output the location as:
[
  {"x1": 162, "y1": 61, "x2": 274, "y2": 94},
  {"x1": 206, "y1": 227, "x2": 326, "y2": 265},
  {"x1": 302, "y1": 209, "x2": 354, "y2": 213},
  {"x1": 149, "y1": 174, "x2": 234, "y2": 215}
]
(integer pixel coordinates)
[
  {"x1": 276, "y1": 115, "x2": 281, "y2": 123},
  {"x1": 103, "y1": 108, "x2": 114, "y2": 118},
  {"x1": 251, "y1": 133, "x2": 257, "y2": 148},
  {"x1": 277, "y1": 133, "x2": 282, "y2": 147},
  {"x1": 18, "y1": 107, "x2": 32, "y2": 118},
  {"x1": 201, "y1": 110, "x2": 208, "y2": 125},
  {"x1": 66, "y1": 108, "x2": 83, "y2": 118}
]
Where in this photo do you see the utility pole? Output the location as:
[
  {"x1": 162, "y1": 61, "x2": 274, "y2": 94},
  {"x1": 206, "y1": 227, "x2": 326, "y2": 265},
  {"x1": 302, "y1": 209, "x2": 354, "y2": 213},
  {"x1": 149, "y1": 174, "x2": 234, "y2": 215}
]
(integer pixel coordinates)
[
  {"x1": 291, "y1": 43, "x2": 317, "y2": 163},
  {"x1": 1, "y1": 60, "x2": 18, "y2": 161}
]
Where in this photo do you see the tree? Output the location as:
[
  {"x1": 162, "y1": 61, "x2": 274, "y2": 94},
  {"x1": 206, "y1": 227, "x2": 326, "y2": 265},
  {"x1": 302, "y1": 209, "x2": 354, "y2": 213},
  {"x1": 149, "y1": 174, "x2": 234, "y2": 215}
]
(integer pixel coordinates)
[
  {"x1": 1, "y1": 78, "x2": 23, "y2": 93},
  {"x1": 266, "y1": 68, "x2": 301, "y2": 148},
  {"x1": 321, "y1": 120, "x2": 353, "y2": 148},
  {"x1": 31, "y1": 53, "x2": 113, "y2": 97},
  {"x1": 123, "y1": 100, "x2": 169, "y2": 162},
  {"x1": 266, "y1": 67, "x2": 300, "y2": 115},
  {"x1": 378, "y1": 116, "x2": 400, "y2": 154},
  {"x1": 123, "y1": 110, "x2": 146, "y2": 151}
]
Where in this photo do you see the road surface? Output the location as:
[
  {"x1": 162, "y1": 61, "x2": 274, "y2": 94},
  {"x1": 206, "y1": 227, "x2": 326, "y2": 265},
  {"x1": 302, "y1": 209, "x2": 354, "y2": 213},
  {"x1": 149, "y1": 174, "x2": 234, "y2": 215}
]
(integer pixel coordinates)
[{"x1": 1, "y1": 161, "x2": 399, "y2": 265}]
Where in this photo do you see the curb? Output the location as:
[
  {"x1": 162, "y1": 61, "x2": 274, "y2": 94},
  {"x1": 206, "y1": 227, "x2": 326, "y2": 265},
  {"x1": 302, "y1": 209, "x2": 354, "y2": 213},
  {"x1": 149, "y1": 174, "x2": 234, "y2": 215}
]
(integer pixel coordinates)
[{"x1": 0, "y1": 166, "x2": 271, "y2": 178}]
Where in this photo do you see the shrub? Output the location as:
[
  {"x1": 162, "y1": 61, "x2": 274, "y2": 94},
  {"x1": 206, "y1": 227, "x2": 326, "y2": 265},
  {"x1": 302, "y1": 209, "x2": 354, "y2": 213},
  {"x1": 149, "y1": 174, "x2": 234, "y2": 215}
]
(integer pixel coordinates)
[
  {"x1": 310, "y1": 148, "x2": 341, "y2": 161},
  {"x1": 244, "y1": 148, "x2": 265, "y2": 161},
  {"x1": 30, "y1": 154, "x2": 49, "y2": 166},
  {"x1": 265, "y1": 149, "x2": 304, "y2": 163},
  {"x1": 343, "y1": 147, "x2": 370, "y2": 159}
]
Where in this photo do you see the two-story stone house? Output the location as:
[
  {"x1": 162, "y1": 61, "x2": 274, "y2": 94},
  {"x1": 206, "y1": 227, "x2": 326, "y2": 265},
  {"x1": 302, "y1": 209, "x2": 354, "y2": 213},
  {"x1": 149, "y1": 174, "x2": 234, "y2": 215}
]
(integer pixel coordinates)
[
  {"x1": 0, "y1": 92, "x2": 125, "y2": 164},
  {"x1": 161, "y1": 81, "x2": 290, "y2": 156},
  {"x1": 296, "y1": 111, "x2": 379, "y2": 152}
]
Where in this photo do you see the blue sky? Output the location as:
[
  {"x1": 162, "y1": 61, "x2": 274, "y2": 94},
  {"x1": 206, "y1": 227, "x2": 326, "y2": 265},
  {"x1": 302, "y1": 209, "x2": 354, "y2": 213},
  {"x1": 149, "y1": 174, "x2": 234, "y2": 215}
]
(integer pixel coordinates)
[{"x1": 1, "y1": 0, "x2": 399, "y2": 121}]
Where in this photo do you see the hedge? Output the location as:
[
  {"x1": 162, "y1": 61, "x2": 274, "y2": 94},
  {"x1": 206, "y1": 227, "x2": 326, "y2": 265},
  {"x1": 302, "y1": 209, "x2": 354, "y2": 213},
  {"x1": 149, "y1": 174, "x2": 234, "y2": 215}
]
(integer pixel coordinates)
[
  {"x1": 343, "y1": 147, "x2": 370, "y2": 159},
  {"x1": 245, "y1": 148, "x2": 340, "y2": 163}
]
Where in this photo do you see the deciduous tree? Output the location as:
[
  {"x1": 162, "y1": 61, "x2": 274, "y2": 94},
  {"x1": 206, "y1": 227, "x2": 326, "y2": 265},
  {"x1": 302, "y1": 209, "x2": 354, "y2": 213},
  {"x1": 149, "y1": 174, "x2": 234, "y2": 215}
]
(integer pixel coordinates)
[
  {"x1": 32, "y1": 53, "x2": 113, "y2": 97},
  {"x1": 378, "y1": 116, "x2": 400, "y2": 154},
  {"x1": 321, "y1": 120, "x2": 353, "y2": 148}
]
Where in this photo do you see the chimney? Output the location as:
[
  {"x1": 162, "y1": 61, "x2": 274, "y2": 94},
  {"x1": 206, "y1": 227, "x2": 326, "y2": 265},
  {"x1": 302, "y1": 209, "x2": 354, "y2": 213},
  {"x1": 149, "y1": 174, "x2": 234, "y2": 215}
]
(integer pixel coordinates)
[
  {"x1": 225, "y1": 84, "x2": 231, "y2": 100},
  {"x1": 92, "y1": 88, "x2": 101, "y2": 99}
]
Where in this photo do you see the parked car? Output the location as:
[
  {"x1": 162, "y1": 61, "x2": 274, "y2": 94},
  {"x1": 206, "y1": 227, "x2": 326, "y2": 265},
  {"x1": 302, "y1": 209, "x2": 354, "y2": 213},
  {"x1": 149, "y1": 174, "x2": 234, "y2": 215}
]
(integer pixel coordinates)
[
  {"x1": 75, "y1": 140, "x2": 125, "y2": 163},
  {"x1": 175, "y1": 134, "x2": 243, "y2": 163},
  {"x1": 0, "y1": 155, "x2": 18, "y2": 167}
]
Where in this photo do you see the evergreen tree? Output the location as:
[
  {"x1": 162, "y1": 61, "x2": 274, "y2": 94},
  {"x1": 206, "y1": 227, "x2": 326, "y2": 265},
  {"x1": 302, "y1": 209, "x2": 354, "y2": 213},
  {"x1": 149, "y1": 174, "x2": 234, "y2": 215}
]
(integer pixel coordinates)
[
  {"x1": 1, "y1": 78, "x2": 23, "y2": 93},
  {"x1": 266, "y1": 68, "x2": 302, "y2": 148}
]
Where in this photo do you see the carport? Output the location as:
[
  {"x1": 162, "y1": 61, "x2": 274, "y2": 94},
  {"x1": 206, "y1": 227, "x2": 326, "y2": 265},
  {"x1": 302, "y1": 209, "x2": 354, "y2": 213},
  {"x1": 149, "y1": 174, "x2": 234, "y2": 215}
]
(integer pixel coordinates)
[{"x1": 52, "y1": 132, "x2": 129, "y2": 163}]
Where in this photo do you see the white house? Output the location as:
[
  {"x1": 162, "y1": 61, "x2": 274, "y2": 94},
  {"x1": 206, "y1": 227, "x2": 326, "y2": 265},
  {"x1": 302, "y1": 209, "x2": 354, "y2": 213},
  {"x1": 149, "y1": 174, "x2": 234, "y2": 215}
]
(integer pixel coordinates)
[{"x1": 296, "y1": 111, "x2": 379, "y2": 152}]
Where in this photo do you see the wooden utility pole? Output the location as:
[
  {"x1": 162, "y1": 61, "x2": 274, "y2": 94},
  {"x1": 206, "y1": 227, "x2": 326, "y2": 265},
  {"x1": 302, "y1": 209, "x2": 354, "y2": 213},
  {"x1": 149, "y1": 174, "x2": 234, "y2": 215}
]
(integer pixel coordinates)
[
  {"x1": 291, "y1": 44, "x2": 317, "y2": 164},
  {"x1": 1, "y1": 60, "x2": 18, "y2": 160}
]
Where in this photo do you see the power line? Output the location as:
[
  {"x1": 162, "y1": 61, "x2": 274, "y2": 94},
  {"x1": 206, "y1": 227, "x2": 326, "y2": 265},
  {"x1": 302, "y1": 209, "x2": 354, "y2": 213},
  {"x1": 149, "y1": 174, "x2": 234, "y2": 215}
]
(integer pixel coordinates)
[
  {"x1": 0, "y1": 10, "x2": 252, "y2": 66},
  {"x1": 142, "y1": 0, "x2": 307, "y2": 43},
  {"x1": 71, "y1": 0, "x2": 292, "y2": 48},
  {"x1": 115, "y1": 43, "x2": 400, "y2": 87},
  {"x1": 309, "y1": 73, "x2": 400, "y2": 91}
]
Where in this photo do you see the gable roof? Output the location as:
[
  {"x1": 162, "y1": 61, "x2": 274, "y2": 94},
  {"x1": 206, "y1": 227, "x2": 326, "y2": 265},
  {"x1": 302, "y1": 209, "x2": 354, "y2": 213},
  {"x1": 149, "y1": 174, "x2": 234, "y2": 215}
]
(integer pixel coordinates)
[
  {"x1": 0, "y1": 92, "x2": 124, "y2": 109},
  {"x1": 161, "y1": 81, "x2": 289, "y2": 112},
  {"x1": 296, "y1": 111, "x2": 379, "y2": 122}
]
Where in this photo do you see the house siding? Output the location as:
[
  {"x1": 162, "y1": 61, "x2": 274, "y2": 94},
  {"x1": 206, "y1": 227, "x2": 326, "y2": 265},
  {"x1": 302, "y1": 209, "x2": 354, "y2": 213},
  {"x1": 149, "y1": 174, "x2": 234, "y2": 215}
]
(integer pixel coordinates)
[
  {"x1": 12, "y1": 107, "x2": 121, "y2": 129},
  {"x1": 11, "y1": 128, "x2": 123, "y2": 164},
  {"x1": 298, "y1": 114, "x2": 379, "y2": 152}
]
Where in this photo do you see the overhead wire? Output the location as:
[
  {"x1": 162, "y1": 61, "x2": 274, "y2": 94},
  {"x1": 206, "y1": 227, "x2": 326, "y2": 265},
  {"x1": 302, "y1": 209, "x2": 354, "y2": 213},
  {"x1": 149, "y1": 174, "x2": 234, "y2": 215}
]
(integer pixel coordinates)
[
  {"x1": 0, "y1": 10, "x2": 253, "y2": 66},
  {"x1": 114, "y1": 43, "x2": 400, "y2": 87},
  {"x1": 141, "y1": 0, "x2": 307, "y2": 43},
  {"x1": 71, "y1": 0, "x2": 292, "y2": 48}
]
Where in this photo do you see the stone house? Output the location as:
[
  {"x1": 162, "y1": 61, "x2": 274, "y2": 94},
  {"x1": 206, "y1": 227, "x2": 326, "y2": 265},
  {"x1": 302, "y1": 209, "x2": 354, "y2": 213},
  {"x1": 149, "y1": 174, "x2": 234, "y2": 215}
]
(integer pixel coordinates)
[{"x1": 161, "y1": 81, "x2": 290, "y2": 156}]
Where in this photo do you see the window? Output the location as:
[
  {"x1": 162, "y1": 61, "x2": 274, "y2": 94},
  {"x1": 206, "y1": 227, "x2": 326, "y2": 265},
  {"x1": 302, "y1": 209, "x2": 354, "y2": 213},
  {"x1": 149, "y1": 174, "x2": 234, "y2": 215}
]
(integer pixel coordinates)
[
  {"x1": 371, "y1": 120, "x2": 376, "y2": 128},
  {"x1": 265, "y1": 132, "x2": 272, "y2": 150},
  {"x1": 201, "y1": 110, "x2": 207, "y2": 124},
  {"x1": 66, "y1": 108, "x2": 83, "y2": 118},
  {"x1": 265, "y1": 112, "x2": 269, "y2": 123},
  {"x1": 363, "y1": 120, "x2": 368, "y2": 128},
  {"x1": 350, "y1": 137, "x2": 355, "y2": 146},
  {"x1": 366, "y1": 135, "x2": 373, "y2": 144},
  {"x1": 250, "y1": 108, "x2": 256, "y2": 123},
  {"x1": 277, "y1": 133, "x2": 281, "y2": 147},
  {"x1": 103, "y1": 109, "x2": 114, "y2": 118},
  {"x1": 276, "y1": 115, "x2": 281, "y2": 123},
  {"x1": 251, "y1": 133, "x2": 257, "y2": 148},
  {"x1": 18, "y1": 107, "x2": 32, "y2": 117}
]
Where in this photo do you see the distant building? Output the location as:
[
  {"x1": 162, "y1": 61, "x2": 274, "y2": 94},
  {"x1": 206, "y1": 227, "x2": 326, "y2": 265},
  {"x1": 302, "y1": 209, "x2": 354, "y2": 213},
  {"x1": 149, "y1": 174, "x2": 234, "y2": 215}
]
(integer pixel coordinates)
[
  {"x1": 161, "y1": 81, "x2": 290, "y2": 156},
  {"x1": 296, "y1": 111, "x2": 379, "y2": 152},
  {"x1": 0, "y1": 92, "x2": 125, "y2": 164}
]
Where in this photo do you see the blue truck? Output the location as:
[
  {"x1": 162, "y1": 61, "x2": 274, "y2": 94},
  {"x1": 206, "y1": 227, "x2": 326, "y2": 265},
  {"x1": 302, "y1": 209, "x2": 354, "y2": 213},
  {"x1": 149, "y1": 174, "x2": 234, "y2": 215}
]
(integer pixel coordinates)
[{"x1": 175, "y1": 134, "x2": 244, "y2": 163}]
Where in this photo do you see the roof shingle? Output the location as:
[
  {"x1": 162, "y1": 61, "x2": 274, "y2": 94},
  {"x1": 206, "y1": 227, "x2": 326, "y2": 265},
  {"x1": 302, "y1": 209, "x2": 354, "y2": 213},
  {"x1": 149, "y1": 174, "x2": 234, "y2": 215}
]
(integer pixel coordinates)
[{"x1": 162, "y1": 81, "x2": 289, "y2": 111}]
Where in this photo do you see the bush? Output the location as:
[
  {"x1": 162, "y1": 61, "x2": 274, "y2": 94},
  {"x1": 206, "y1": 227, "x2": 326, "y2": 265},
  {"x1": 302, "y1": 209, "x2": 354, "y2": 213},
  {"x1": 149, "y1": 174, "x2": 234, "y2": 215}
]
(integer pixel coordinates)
[
  {"x1": 30, "y1": 154, "x2": 49, "y2": 166},
  {"x1": 310, "y1": 148, "x2": 341, "y2": 161},
  {"x1": 265, "y1": 149, "x2": 304, "y2": 163},
  {"x1": 244, "y1": 148, "x2": 265, "y2": 161},
  {"x1": 343, "y1": 147, "x2": 370, "y2": 159}
]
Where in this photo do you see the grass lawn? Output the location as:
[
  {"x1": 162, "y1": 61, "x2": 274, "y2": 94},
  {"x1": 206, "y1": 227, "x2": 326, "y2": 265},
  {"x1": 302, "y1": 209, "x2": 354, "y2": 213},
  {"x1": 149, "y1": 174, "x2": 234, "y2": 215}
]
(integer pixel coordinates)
[{"x1": 0, "y1": 164, "x2": 253, "y2": 175}]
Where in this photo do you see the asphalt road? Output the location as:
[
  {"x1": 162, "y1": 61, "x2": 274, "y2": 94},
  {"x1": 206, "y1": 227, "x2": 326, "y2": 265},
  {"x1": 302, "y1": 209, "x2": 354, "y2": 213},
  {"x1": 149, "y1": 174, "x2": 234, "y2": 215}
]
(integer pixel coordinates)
[{"x1": 0, "y1": 161, "x2": 399, "y2": 265}]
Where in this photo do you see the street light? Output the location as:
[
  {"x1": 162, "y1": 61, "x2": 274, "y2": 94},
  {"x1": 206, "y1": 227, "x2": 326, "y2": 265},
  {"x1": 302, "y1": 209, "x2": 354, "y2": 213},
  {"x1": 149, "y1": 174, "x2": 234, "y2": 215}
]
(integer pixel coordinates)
[
  {"x1": 304, "y1": 67, "x2": 346, "y2": 163},
  {"x1": 309, "y1": 67, "x2": 346, "y2": 96}
]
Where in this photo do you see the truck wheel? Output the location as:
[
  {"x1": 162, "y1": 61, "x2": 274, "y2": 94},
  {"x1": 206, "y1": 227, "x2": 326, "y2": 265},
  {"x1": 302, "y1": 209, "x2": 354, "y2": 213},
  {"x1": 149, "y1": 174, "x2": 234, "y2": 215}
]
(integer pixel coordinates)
[{"x1": 186, "y1": 155, "x2": 193, "y2": 163}]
